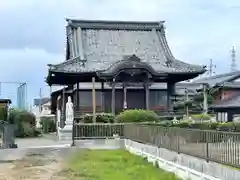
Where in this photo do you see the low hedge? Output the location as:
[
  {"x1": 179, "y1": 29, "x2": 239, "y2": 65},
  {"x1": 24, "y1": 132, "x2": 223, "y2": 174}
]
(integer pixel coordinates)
[
  {"x1": 115, "y1": 109, "x2": 158, "y2": 123},
  {"x1": 159, "y1": 121, "x2": 240, "y2": 132},
  {"x1": 83, "y1": 113, "x2": 115, "y2": 123},
  {"x1": 191, "y1": 113, "x2": 211, "y2": 121},
  {"x1": 140, "y1": 122, "x2": 240, "y2": 143}
]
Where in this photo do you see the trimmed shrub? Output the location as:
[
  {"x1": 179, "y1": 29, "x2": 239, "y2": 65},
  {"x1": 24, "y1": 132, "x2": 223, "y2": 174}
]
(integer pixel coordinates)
[
  {"x1": 0, "y1": 106, "x2": 6, "y2": 120},
  {"x1": 114, "y1": 109, "x2": 158, "y2": 123},
  {"x1": 40, "y1": 116, "x2": 56, "y2": 133},
  {"x1": 191, "y1": 114, "x2": 211, "y2": 121},
  {"x1": 83, "y1": 113, "x2": 115, "y2": 123},
  {"x1": 235, "y1": 123, "x2": 240, "y2": 132},
  {"x1": 8, "y1": 108, "x2": 40, "y2": 137},
  {"x1": 189, "y1": 123, "x2": 211, "y2": 130},
  {"x1": 209, "y1": 122, "x2": 219, "y2": 130},
  {"x1": 8, "y1": 109, "x2": 36, "y2": 126},
  {"x1": 217, "y1": 122, "x2": 236, "y2": 132},
  {"x1": 159, "y1": 120, "x2": 173, "y2": 127},
  {"x1": 172, "y1": 122, "x2": 190, "y2": 128}
]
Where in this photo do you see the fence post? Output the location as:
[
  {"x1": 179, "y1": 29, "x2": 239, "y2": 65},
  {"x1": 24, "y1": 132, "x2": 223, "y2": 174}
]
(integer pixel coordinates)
[
  {"x1": 176, "y1": 128, "x2": 180, "y2": 154},
  {"x1": 71, "y1": 119, "x2": 75, "y2": 147},
  {"x1": 206, "y1": 131, "x2": 209, "y2": 162}
]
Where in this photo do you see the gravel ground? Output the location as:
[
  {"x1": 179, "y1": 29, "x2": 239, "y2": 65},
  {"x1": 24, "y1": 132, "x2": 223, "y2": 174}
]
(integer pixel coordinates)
[{"x1": 0, "y1": 147, "x2": 76, "y2": 180}]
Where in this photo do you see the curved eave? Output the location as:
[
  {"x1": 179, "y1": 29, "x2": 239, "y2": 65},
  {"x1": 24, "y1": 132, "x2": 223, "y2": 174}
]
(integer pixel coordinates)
[
  {"x1": 46, "y1": 70, "x2": 101, "y2": 85},
  {"x1": 46, "y1": 64, "x2": 206, "y2": 85}
]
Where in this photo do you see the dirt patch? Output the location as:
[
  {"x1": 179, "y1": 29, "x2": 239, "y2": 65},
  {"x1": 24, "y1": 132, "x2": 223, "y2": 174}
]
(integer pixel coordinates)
[{"x1": 0, "y1": 150, "x2": 68, "y2": 180}]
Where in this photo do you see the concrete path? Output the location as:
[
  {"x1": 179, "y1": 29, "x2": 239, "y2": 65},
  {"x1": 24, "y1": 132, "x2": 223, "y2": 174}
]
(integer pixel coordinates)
[{"x1": 15, "y1": 134, "x2": 71, "y2": 149}]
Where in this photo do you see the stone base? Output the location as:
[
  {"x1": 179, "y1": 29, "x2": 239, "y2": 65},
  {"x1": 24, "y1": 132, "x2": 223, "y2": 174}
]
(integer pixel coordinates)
[{"x1": 58, "y1": 127, "x2": 73, "y2": 140}]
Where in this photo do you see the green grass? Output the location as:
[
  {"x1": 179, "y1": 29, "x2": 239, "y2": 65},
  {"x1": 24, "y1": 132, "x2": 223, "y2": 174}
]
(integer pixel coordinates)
[{"x1": 62, "y1": 149, "x2": 181, "y2": 180}]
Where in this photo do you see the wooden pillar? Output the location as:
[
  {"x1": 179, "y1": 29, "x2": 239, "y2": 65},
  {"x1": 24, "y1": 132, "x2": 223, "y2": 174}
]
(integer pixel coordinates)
[
  {"x1": 123, "y1": 84, "x2": 127, "y2": 110},
  {"x1": 111, "y1": 79, "x2": 116, "y2": 115},
  {"x1": 167, "y1": 82, "x2": 175, "y2": 112},
  {"x1": 49, "y1": 85, "x2": 52, "y2": 113},
  {"x1": 144, "y1": 83, "x2": 149, "y2": 110},
  {"x1": 92, "y1": 77, "x2": 96, "y2": 123},
  {"x1": 101, "y1": 81, "x2": 105, "y2": 112},
  {"x1": 61, "y1": 87, "x2": 66, "y2": 128},
  {"x1": 76, "y1": 83, "x2": 79, "y2": 109}
]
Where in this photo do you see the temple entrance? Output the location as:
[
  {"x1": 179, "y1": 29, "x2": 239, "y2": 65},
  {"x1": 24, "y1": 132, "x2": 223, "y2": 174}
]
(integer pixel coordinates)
[{"x1": 126, "y1": 89, "x2": 145, "y2": 109}]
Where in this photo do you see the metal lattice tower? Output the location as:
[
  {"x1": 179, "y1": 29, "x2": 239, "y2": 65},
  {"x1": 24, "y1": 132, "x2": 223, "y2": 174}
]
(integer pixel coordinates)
[
  {"x1": 231, "y1": 46, "x2": 237, "y2": 72},
  {"x1": 207, "y1": 59, "x2": 216, "y2": 77}
]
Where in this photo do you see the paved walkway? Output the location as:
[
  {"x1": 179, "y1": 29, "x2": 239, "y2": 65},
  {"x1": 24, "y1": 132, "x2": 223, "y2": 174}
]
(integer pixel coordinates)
[
  {"x1": 0, "y1": 134, "x2": 71, "y2": 162},
  {"x1": 15, "y1": 134, "x2": 71, "y2": 149}
]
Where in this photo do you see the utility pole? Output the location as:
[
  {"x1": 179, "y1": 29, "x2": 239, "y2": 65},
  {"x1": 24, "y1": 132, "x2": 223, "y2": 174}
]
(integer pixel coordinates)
[
  {"x1": 203, "y1": 84, "x2": 208, "y2": 114},
  {"x1": 231, "y1": 46, "x2": 237, "y2": 72}
]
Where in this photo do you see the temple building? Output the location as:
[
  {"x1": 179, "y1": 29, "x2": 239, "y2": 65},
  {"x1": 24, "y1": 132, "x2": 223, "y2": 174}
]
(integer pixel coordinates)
[{"x1": 46, "y1": 19, "x2": 206, "y2": 123}]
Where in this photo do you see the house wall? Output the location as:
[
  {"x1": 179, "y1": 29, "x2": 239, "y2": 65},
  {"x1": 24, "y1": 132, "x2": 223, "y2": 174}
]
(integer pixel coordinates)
[{"x1": 213, "y1": 89, "x2": 240, "y2": 103}]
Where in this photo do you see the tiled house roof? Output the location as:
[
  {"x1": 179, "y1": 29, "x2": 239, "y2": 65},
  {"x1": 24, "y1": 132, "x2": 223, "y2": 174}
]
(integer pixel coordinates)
[
  {"x1": 193, "y1": 71, "x2": 240, "y2": 87},
  {"x1": 49, "y1": 19, "x2": 206, "y2": 75},
  {"x1": 214, "y1": 82, "x2": 240, "y2": 89},
  {"x1": 34, "y1": 98, "x2": 50, "y2": 106}
]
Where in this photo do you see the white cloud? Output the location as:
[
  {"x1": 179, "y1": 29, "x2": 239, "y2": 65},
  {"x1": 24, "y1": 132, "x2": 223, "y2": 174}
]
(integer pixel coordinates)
[
  {"x1": 0, "y1": 48, "x2": 62, "y2": 103},
  {"x1": 0, "y1": 0, "x2": 239, "y2": 103}
]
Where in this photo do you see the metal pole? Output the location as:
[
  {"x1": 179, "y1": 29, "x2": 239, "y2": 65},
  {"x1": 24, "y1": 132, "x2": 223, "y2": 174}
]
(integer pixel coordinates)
[
  {"x1": 92, "y1": 77, "x2": 96, "y2": 123},
  {"x1": 71, "y1": 118, "x2": 76, "y2": 147},
  {"x1": 39, "y1": 88, "x2": 42, "y2": 113},
  {"x1": 185, "y1": 88, "x2": 189, "y2": 117},
  {"x1": 203, "y1": 84, "x2": 208, "y2": 114}
]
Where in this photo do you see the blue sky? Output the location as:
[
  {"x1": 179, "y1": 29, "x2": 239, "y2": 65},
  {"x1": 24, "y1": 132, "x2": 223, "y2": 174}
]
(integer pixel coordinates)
[{"x1": 0, "y1": 0, "x2": 239, "y2": 105}]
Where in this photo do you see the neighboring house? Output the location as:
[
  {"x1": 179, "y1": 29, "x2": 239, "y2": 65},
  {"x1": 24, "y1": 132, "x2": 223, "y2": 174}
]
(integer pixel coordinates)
[
  {"x1": 34, "y1": 97, "x2": 50, "y2": 107},
  {"x1": 194, "y1": 71, "x2": 240, "y2": 121},
  {"x1": 210, "y1": 82, "x2": 240, "y2": 122},
  {"x1": 193, "y1": 71, "x2": 240, "y2": 102},
  {"x1": 32, "y1": 97, "x2": 54, "y2": 127},
  {"x1": 32, "y1": 97, "x2": 51, "y2": 114}
]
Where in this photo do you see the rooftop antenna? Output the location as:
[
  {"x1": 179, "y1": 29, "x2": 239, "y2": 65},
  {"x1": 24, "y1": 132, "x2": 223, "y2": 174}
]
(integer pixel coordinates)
[
  {"x1": 207, "y1": 59, "x2": 216, "y2": 77},
  {"x1": 231, "y1": 46, "x2": 236, "y2": 72}
]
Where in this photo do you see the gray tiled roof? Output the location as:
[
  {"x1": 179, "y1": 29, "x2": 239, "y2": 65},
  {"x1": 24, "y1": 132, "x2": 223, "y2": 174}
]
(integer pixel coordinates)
[
  {"x1": 215, "y1": 82, "x2": 240, "y2": 89},
  {"x1": 211, "y1": 94, "x2": 240, "y2": 109},
  {"x1": 34, "y1": 97, "x2": 50, "y2": 106},
  {"x1": 50, "y1": 19, "x2": 205, "y2": 75},
  {"x1": 175, "y1": 82, "x2": 203, "y2": 95},
  {"x1": 193, "y1": 71, "x2": 240, "y2": 87}
]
